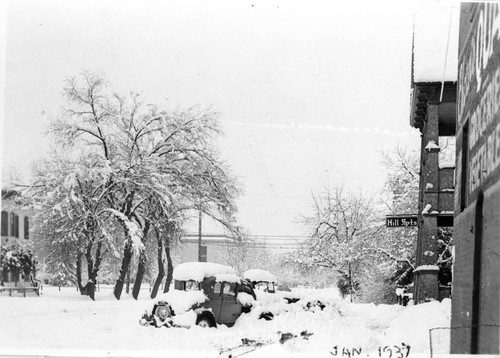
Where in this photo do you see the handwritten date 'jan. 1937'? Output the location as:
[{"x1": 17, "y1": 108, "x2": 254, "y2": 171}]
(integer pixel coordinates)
[{"x1": 330, "y1": 343, "x2": 411, "y2": 358}]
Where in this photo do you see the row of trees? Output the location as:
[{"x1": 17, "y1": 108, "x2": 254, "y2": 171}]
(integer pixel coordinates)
[
  {"x1": 293, "y1": 146, "x2": 453, "y2": 303},
  {"x1": 21, "y1": 71, "x2": 452, "y2": 304},
  {"x1": 28, "y1": 71, "x2": 240, "y2": 300}
]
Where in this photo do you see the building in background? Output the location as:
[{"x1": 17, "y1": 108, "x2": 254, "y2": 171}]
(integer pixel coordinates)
[
  {"x1": 409, "y1": 1, "x2": 459, "y2": 303},
  {"x1": 1, "y1": 189, "x2": 32, "y2": 249},
  {"x1": 180, "y1": 234, "x2": 232, "y2": 263},
  {"x1": 450, "y1": 3, "x2": 500, "y2": 354},
  {"x1": 1, "y1": 189, "x2": 35, "y2": 286}
]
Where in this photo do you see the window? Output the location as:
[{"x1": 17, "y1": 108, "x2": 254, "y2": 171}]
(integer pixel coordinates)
[
  {"x1": 1, "y1": 211, "x2": 8, "y2": 236},
  {"x1": 10, "y1": 212, "x2": 15, "y2": 237},
  {"x1": 24, "y1": 216, "x2": 29, "y2": 240},
  {"x1": 214, "y1": 282, "x2": 222, "y2": 294},
  {"x1": 268, "y1": 282, "x2": 276, "y2": 293},
  {"x1": 255, "y1": 282, "x2": 269, "y2": 292},
  {"x1": 185, "y1": 280, "x2": 200, "y2": 291},
  {"x1": 14, "y1": 214, "x2": 19, "y2": 238},
  {"x1": 222, "y1": 283, "x2": 236, "y2": 297}
]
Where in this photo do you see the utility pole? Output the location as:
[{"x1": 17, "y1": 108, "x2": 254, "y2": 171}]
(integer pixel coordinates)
[{"x1": 197, "y1": 210, "x2": 202, "y2": 262}]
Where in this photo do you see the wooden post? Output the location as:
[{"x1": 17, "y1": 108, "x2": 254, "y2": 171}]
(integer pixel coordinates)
[{"x1": 198, "y1": 210, "x2": 202, "y2": 262}]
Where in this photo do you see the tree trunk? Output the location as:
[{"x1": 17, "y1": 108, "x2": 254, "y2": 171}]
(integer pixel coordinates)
[
  {"x1": 126, "y1": 268, "x2": 131, "y2": 294},
  {"x1": 163, "y1": 235, "x2": 174, "y2": 293},
  {"x1": 133, "y1": 220, "x2": 150, "y2": 299},
  {"x1": 150, "y1": 228, "x2": 165, "y2": 299},
  {"x1": 85, "y1": 241, "x2": 104, "y2": 300},
  {"x1": 348, "y1": 262, "x2": 354, "y2": 303},
  {"x1": 85, "y1": 242, "x2": 94, "y2": 280},
  {"x1": 113, "y1": 210, "x2": 137, "y2": 300},
  {"x1": 76, "y1": 251, "x2": 85, "y2": 293},
  {"x1": 114, "y1": 240, "x2": 133, "y2": 300},
  {"x1": 90, "y1": 241, "x2": 104, "y2": 282}
]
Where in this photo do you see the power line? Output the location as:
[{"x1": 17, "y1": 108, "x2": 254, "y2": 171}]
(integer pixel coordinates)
[{"x1": 183, "y1": 233, "x2": 310, "y2": 239}]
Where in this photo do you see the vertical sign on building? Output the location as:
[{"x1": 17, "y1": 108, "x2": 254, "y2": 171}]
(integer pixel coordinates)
[{"x1": 456, "y1": 3, "x2": 500, "y2": 208}]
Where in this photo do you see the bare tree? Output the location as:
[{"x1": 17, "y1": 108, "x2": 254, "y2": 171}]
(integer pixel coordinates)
[
  {"x1": 298, "y1": 186, "x2": 376, "y2": 300},
  {"x1": 34, "y1": 71, "x2": 241, "y2": 300},
  {"x1": 213, "y1": 234, "x2": 274, "y2": 277},
  {"x1": 380, "y1": 145, "x2": 419, "y2": 215}
]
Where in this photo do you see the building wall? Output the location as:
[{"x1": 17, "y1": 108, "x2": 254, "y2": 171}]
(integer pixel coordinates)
[
  {"x1": 1, "y1": 193, "x2": 32, "y2": 249},
  {"x1": 179, "y1": 238, "x2": 231, "y2": 265},
  {"x1": 451, "y1": 3, "x2": 500, "y2": 354}
]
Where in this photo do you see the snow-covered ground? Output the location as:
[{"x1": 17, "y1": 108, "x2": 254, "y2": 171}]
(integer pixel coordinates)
[{"x1": 0, "y1": 286, "x2": 451, "y2": 357}]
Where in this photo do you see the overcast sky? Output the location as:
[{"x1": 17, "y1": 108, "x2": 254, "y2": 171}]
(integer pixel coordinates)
[{"x1": 1, "y1": 0, "x2": 423, "y2": 238}]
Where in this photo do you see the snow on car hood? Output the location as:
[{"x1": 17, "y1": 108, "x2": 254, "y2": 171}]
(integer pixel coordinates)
[
  {"x1": 173, "y1": 262, "x2": 236, "y2": 282},
  {"x1": 153, "y1": 290, "x2": 207, "y2": 314},
  {"x1": 255, "y1": 290, "x2": 287, "y2": 305},
  {"x1": 243, "y1": 269, "x2": 277, "y2": 283}
]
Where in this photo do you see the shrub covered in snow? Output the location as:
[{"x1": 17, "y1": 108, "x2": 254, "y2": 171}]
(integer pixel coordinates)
[{"x1": 0, "y1": 245, "x2": 37, "y2": 277}]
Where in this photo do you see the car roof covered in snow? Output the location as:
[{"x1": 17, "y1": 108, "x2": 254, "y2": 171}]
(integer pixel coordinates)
[
  {"x1": 173, "y1": 262, "x2": 239, "y2": 282},
  {"x1": 243, "y1": 269, "x2": 277, "y2": 283}
]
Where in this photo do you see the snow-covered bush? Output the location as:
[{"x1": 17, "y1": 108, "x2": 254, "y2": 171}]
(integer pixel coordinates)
[{"x1": 0, "y1": 245, "x2": 37, "y2": 281}]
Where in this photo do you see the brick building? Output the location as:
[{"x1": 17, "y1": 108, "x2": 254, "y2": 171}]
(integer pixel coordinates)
[{"x1": 450, "y1": 3, "x2": 500, "y2": 354}]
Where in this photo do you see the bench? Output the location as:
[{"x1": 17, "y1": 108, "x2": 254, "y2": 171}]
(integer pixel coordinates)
[{"x1": 0, "y1": 286, "x2": 41, "y2": 297}]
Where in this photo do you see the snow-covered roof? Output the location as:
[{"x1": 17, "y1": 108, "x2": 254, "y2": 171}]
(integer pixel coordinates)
[
  {"x1": 173, "y1": 262, "x2": 237, "y2": 282},
  {"x1": 243, "y1": 269, "x2": 277, "y2": 283},
  {"x1": 215, "y1": 273, "x2": 241, "y2": 283},
  {"x1": 413, "y1": 0, "x2": 460, "y2": 83}
]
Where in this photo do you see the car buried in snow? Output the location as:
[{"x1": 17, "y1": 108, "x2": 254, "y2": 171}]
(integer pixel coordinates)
[
  {"x1": 140, "y1": 262, "x2": 258, "y2": 328},
  {"x1": 243, "y1": 269, "x2": 329, "y2": 312},
  {"x1": 243, "y1": 269, "x2": 277, "y2": 294},
  {"x1": 243, "y1": 269, "x2": 300, "y2": 304}
]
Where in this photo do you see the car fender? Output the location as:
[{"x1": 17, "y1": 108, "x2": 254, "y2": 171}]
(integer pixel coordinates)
[{"x1": 194, "y1": 308, "x2": 217, "y2": 327}]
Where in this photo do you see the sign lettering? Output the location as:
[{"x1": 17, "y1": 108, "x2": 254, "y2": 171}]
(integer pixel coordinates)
[
  {"x1": 385, "y1": 216, "x2": 418, "y2": 228},
  {"x1": 459, "y1": 3, "x2": 500, "y2": 196}
]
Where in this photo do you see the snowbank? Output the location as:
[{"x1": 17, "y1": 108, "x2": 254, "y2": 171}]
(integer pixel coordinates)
[
  {"x1": 384, "y1": 299, "x2": 451, "y2": 354},
  {"x1": 0, "y1": 286, "x2": 452, "y2": 357}
]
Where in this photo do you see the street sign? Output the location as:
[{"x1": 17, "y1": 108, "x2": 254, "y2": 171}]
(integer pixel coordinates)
[{"x1": 386, "y1": 215, "x2": 418, "y2": 227}]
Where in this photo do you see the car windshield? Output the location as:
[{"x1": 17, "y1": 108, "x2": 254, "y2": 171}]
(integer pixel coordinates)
[
  {"x1": 255, "y1": 282, "x2": 271, "y2": 292},
  {"x1": 185, "y1": 280, "x2": 201, "y2": 291},
  {"x1": 239, "y1": 280, "x2": 256, "y2": 299}
]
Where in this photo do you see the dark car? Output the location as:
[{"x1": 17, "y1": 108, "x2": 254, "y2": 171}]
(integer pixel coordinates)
[{"x1": 140, "y1": 262, "x2": 256, "y2": 328}]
